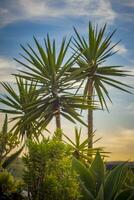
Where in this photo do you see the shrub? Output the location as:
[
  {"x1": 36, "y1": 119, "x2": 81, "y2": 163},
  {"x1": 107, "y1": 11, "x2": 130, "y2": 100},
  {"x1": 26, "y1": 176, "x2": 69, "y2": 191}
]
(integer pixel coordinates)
[
  {"x1": 23, "y1": 134, "x2": 80, "y2": 200},
  {"x1": 0, "y1": 169, "x2": 24, "y2": 199},
  {"x1": 0, "y1": 114, "x2": 23, "y2": 169}
]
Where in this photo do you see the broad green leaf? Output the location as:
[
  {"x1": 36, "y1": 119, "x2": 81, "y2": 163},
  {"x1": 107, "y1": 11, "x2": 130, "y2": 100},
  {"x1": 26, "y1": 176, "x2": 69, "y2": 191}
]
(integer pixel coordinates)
[
  {"x1": 72, "y1": 156, "x2": 96, "y2": 195},
  {"x1": 90, "y1": 151, "x2": 105, "y2": 193},
  {"x1": 104, "y1": 162, "x2": 128, "y2": 200}
]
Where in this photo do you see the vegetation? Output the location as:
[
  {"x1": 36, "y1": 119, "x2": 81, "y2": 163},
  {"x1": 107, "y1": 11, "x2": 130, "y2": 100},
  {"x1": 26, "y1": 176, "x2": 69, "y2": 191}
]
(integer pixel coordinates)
[
  {"x1": 23, "y1": 133, "x2": 80, "y2": 200},
  {"x1": 71, "y1": 23, "x2": 132, "y2": 148},
  {"x1": 0, "y1": 77, "x2": 43, "y2": 140},
  {"x1": 72, "y1": 152, "x2": 134, "y2": 200},
  {"x1": 0, "y1": 169, "x2": 24, "y2": 200},
  {"x1": 13, "y1": 36, "x2": 94, "y2": 130},
  {"x1": 0, "y1": 114, "x2": 23, "y2": 169},
  {"x1": 63, "y1": 127, "x2": 106, "y2": 164},
  {"x1": 0, "y1": 22, "x2": 133, "y2": 199}
]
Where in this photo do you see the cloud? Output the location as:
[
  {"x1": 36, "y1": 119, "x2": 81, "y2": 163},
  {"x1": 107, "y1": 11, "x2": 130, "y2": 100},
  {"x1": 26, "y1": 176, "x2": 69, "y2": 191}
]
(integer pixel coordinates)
[
  {"x1": 114, "y1": 43, "x2": 128, "y2": 55},
  {"x1": 94, "y1": 128, "x2": 134, "y2": 161},
  {"x1": 0, "y1": 57, "x2": 17, "y2": 83},
  {"x1": 113, "y1": 0, "x2": 134, "y2": 22},
  {"x1": 0, "y1": 0, "x2": 117, "y2": 27},
  {"x1": 117, "y1": 0, "x2": 134, "y2": 7}
]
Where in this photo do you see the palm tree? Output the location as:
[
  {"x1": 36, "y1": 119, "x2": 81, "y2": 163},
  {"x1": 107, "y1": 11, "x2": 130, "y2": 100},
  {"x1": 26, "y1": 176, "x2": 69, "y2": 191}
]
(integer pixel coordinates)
[
  {"x1": 14, "y1": 36, "x2": 94, "y2": 130},
  {"x1": 0, "y1": 77, "x2": 41, "y2": 140},
  {"x1": 71, "y1": 22, "x2": 133, "y2": 148}
]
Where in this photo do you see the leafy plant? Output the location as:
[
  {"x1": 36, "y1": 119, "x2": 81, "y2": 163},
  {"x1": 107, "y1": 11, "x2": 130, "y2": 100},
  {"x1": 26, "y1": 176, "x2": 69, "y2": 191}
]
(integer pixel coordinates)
[
  {"x1": 0, "y1": 169, "x2": 16, "y2": 194},
  {"x1": 72, "y1": 152, "x2": 134, "y2": 200},
  {"x1": 0, "y1": 114, "x2": 23, "y2": 169},
  {"x1": 63, "y1": 127, "x2": 106, "y2": 164},
  {"x1": 0, "y1": 169, "x2": 24, "y2": 199},
  {"x1": 23, "y1": 133, "x2": 80, "y2": 200},
  {"x1": 71, "y1": 22, "x2": 133, "y2": 148}
]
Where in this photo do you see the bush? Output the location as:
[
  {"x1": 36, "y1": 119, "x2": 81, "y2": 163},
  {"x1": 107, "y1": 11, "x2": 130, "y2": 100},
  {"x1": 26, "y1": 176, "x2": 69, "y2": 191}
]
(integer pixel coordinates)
[
  {"x1": 23, "y1": 134, "x2": 80, "y2": 200},
  {"x1": 0, "y1": 114, "x2": 23, "y2": 170},
  {"x1": 0, "y1": 169, "x2": 24, "y2": 200}
]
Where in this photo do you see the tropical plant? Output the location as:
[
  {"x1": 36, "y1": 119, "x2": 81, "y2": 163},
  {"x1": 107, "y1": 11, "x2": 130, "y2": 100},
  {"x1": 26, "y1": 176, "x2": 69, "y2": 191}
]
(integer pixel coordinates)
[
  {"x1": 23, "y1": 133, "x2": 80, "y2": 200},
  {"x1": 13, "y1": 35, "x2": 95, "y2": 130},
  {"x1": 0, "y1": 114, "x2": 24, "y2": 169},
  {"x1": 63, "y1": 127, "x2": 106, "y2": 164},
  {"x1": 0, "y1": 77, "x2": 43, "y2": 140},
  {"x1": 72, "y1": 151, "x2": 134, "y2": 200},
  {"x1": 71, "y1": 22, "x2": 133, "y2": 148}
]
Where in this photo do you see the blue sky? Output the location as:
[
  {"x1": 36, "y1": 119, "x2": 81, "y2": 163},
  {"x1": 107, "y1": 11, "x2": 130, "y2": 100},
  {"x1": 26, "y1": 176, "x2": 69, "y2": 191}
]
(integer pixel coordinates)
[{"x1": 0, "y1": 0, "x2": 134, "y2": 160}]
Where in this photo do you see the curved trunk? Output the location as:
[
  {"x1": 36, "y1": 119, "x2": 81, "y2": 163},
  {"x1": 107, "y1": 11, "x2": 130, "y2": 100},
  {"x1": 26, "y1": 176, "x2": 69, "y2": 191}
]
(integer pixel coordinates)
[{"x1": 87, "y1": 79, "x2": 94, "y2": 149}]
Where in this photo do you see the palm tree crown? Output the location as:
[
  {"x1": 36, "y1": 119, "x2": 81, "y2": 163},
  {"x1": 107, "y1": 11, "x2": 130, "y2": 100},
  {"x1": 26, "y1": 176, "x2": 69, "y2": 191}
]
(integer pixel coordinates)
[
  {"x1": 13, "y1": 35, "x2": 94, "y2": 129},
  {"x1": 71, "y1": 22, "x2": 133, "y2": 148},
  {"x1": 0, "y1": 77, "x2": 41, "y2": 140}
]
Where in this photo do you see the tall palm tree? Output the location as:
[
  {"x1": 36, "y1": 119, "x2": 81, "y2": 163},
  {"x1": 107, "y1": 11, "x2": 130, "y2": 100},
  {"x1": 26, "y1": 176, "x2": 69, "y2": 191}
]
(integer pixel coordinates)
[
  {"x1": 71, "y1": 22, "x2": 133, "y2": 148},
  {"x1": 13, "y1": 36, "x2": 94, "y2": 130},
  {"x1": 0, "y1": 77, "x2": 41, "y2": 140}
]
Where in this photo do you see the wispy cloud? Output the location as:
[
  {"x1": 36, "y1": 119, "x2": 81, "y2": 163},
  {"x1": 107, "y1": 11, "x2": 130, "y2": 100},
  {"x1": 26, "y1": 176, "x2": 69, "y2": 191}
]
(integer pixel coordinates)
[
  {"x1": 114, "y1": 43, "x2": 128, "y2": 55},
  {"x1": 114, "y1": 0, "x2": 134, "y2": 22},
  {"x1": 0, "y1": 57, "x2": 17, "y2": 83},
  {"x1": 117, "y1": 0, "x2": 134, "y2": 7},
  {"x1": 0, "y1": 0, "x2": 117, "y2": 27},
  {"x1": 95, "y1": 128, "x2": 134, "y2": 161}
]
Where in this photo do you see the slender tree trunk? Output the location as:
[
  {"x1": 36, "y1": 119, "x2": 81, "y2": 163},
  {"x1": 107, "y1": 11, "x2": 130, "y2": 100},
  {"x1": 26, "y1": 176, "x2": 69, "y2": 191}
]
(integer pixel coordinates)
[
  {"x1": 55, "y1": 108, "x2": 61, "y2": 129},
  {"x1": 88, "y1": 107, "x2": 93, "y2": 148},
  {"x1": 87, "y1": 79, "x2": 94, "y2": 149}
]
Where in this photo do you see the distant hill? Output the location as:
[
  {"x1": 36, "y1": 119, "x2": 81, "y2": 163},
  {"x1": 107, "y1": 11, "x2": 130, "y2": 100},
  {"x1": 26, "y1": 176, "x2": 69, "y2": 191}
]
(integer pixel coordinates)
[
  {"x1": 106, "y1": 161, "x2": 134, "y2": 171},
  {"x1": 7, "y1": 157, "x2": 24, "y2": 179}
]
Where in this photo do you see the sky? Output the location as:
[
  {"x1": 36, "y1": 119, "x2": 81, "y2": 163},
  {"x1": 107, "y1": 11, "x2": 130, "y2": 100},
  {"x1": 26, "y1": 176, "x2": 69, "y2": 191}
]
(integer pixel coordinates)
[{"x1": 0, "y1": 0, "x2": 134, "y2": 161}]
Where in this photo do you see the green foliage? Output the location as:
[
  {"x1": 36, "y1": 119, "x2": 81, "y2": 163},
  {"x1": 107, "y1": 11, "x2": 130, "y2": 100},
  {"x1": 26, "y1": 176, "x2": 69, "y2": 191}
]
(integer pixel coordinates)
[
  {"x1": 13, "y1": 35, "x2": 95, "y2": 129},
  {"x1": 123, "y1": 167, "x2": 134, "y2": 189},
  {"x1": 63, "y1": 127, "x2": 106, "y2": 164},
  {"x1": 0, "y1": 22, "x2": 133, "y2": 199},
  {"x1": 53, "y1": 128, "x2": 63, "y2": 141},
  {"x1": 72, "y1": 152, "x2": 134, "y2": 200},
  {"x1": 72, "y1": 22, "x2": 133, "y2": 110},
  {"x1": 23, "y1": 135, "x2": 80, "y2": 200},
  {"x1": 0, "y1": 114, "x2": 22, "y2": 168},
  {"x1": 0, "y1": 78, "x2": 43, "y2": 140},
  {"x1": 0, "y1": 169, "x2": 15, "y2": 194},
  {"x1": 0, "y1": 169, "x2": 23, "y2": 195}
]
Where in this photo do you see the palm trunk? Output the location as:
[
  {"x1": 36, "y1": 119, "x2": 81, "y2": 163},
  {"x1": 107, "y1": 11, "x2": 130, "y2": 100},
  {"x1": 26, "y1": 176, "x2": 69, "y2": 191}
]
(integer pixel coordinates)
[
  {"x1": 54, "y1": 91, "x2": 61, "y2": 129},
  {"x1": 88, "y1": 106, "x2": 93, "y2": 148},
  {"x1": 55, "y1": 108, "x2": 61, "y2": 129},
  {"x1": 87, "y1": 79, "x2": 94, "y2": 149}
]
